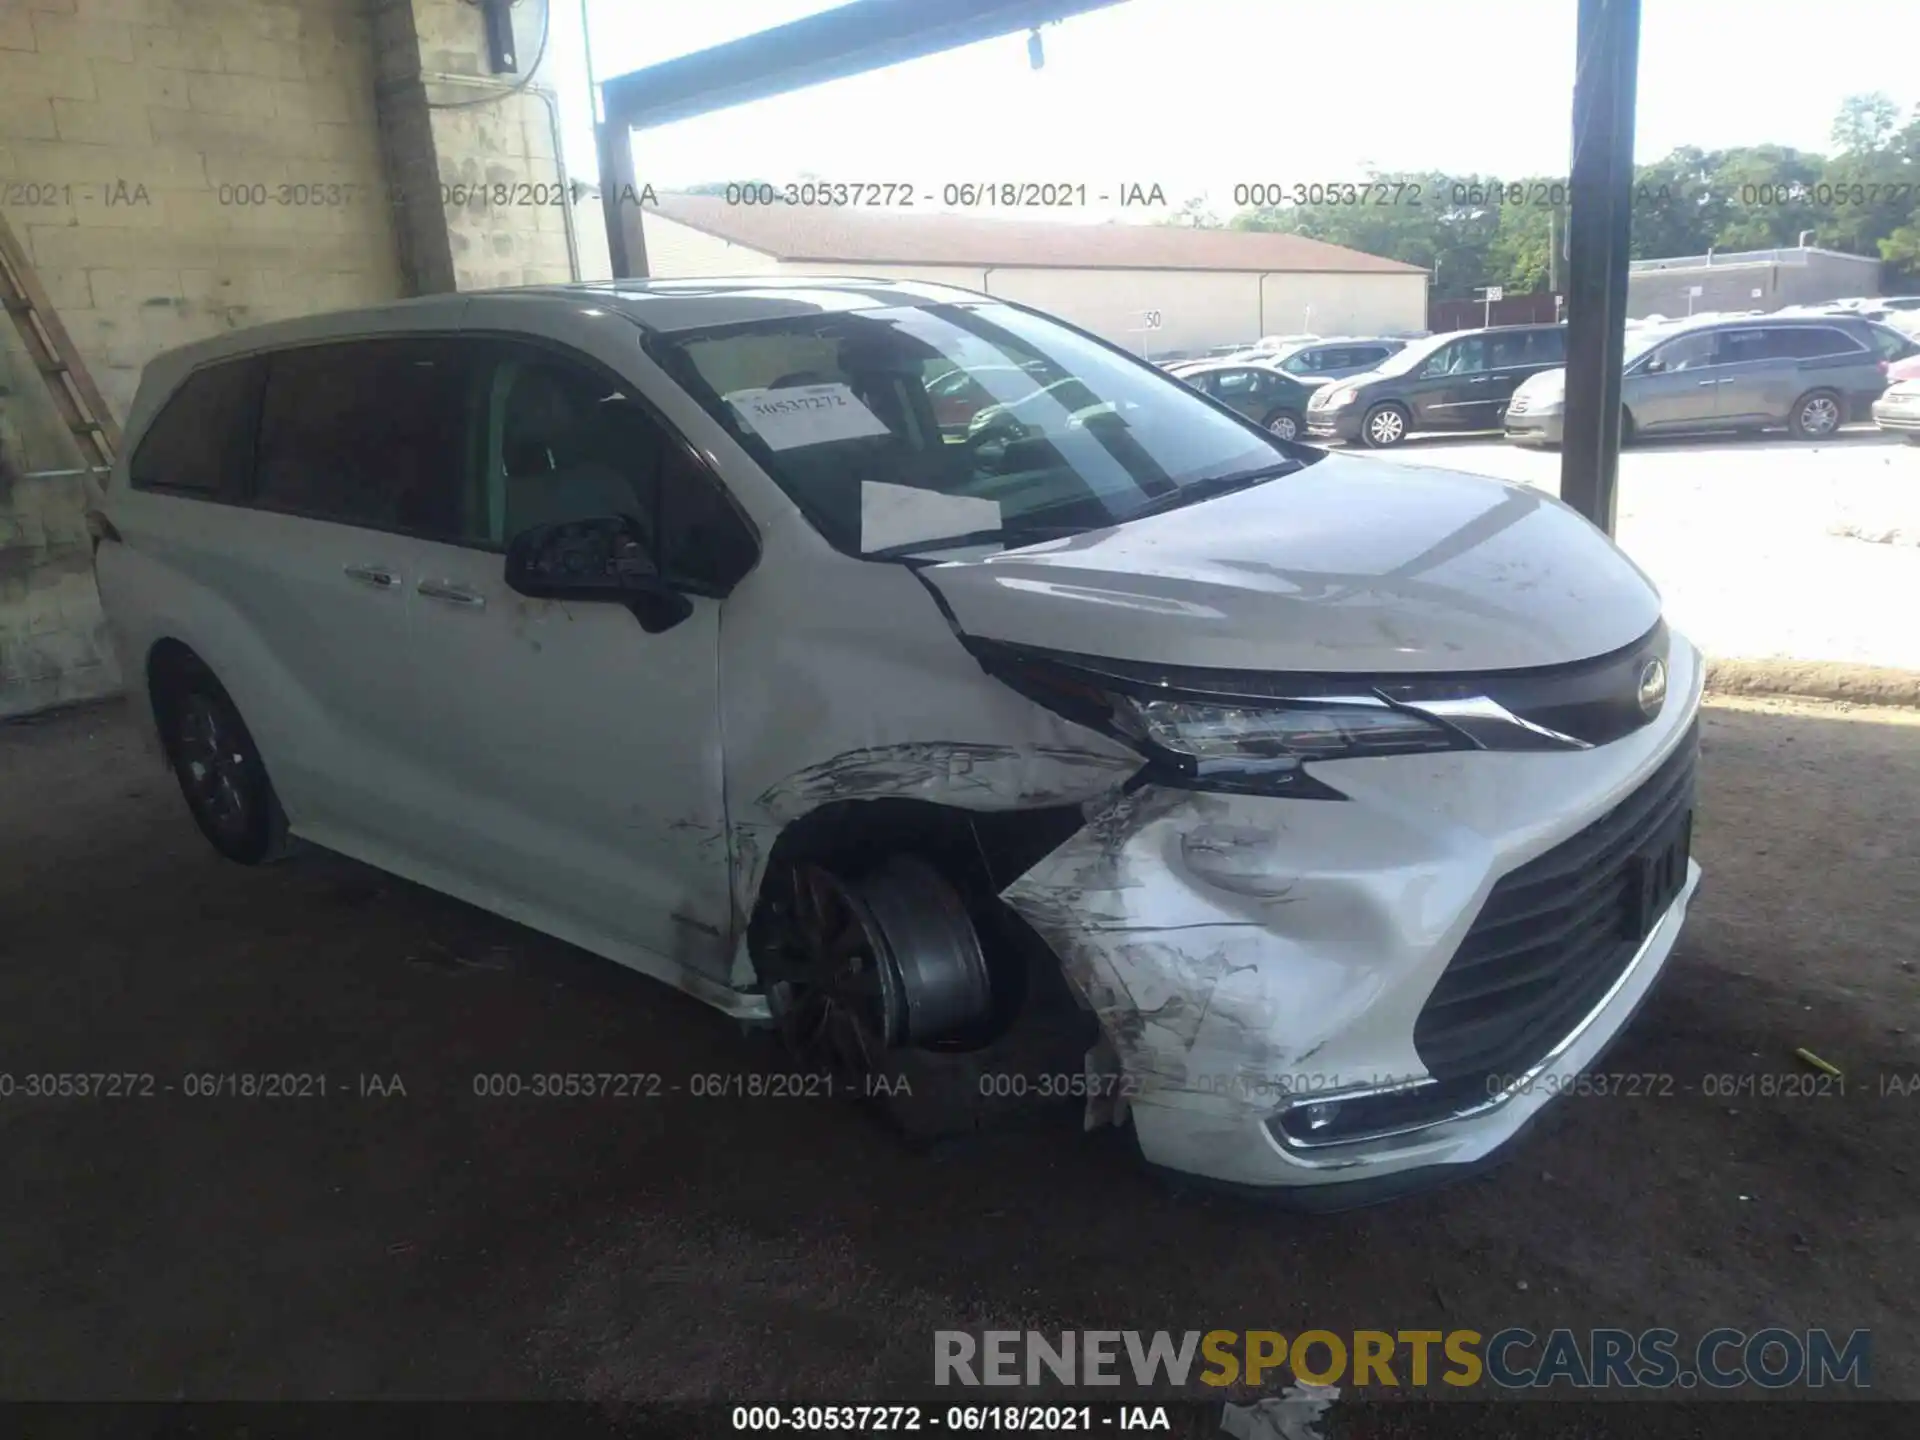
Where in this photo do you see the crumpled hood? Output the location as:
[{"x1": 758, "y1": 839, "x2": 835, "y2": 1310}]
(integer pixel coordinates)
[{"x1": 920, "y1": 454, "x2": 1663, "y2": 673}]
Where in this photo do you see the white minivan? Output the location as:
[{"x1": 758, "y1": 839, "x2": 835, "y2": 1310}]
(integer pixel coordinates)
[{"x1": 92, "y1": 278, "x2": 1702, "y2": 1207}]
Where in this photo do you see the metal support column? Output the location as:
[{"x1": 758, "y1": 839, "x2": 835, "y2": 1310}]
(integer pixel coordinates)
[
  {"x1": 1559, "y1": 0, "x2": 1640, "y2": 535},
  {"x1": 597, "y1": 121, "x2": 648, "y2": 280}
]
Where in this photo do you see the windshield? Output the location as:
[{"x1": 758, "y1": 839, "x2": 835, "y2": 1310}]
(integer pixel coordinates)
[{"x1": 648, "y1": 300, "x2": 1301, "y2": 555}]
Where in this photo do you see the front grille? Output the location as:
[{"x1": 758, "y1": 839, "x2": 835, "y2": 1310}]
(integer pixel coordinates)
[
  {"x1": 1267, "y1": 724, "x2": 1699, "y2": 1151},
  {"x1": 1413, "y1": 722, "x2": 1699, "y2": 1086}
]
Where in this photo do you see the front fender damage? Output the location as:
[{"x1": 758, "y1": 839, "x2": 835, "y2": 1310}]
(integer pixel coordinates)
[
  {"x1": 726, "y1": 739, "x2": 1140, "y2": 988},
  {"x1": 1000, "y1": 784, "x2": 1346, "y2": 1132}
]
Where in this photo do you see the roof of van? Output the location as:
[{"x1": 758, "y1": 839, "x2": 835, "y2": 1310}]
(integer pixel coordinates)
[{"x1": 156, "y1": 278, "x2": 1016, "y2": 371}]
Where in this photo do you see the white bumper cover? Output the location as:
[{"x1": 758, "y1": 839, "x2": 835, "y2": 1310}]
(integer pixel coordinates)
[{"x1": 1000, "y1": 636, "x2": 1706, "y2": 1196}]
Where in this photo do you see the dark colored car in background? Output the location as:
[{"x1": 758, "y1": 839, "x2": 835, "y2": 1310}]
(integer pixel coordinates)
[
  {"x1": 1505, "y1": 314, "x2": 1917, "y2": 446},
  {"x1": 925, "y1": 360, "x2": 1052, "y2": 433},
  {"x1": 1270, "y1": 337, "x2": 1408, "y2": 381},
  {"x1": 1174, "y1": 361, "x2": 1321, "y2": 440},
  {"x1": 1307, "y1": 323, "x2": 1567, "y2": 447}
]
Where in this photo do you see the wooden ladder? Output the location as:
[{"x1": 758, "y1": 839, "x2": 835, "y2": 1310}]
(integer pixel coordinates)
[{"x1": 0, "y1": 208, "x2": 120, "y2": 484}]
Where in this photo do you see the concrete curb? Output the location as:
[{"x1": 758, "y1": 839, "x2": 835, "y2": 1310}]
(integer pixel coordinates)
[{"x1": 1704, "y1": 657, "x2": 1920, "y2": 709}]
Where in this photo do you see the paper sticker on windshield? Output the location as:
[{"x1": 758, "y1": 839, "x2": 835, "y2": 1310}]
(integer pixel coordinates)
[
  {"x1": 860, "y1": 482, "x2": 1001, "y2": 554},
  {"x1": 727, "y1": 384, "x2": 892, "y2": 449}
]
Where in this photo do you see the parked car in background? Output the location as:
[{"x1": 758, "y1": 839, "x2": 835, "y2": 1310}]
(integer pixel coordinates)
[
  {"x1": 1504, "y1": 314, "x2": 1917, "y2": 447},
  {"x1": 1175, "y1": 360, "x2": 1321, "y2": 439},
  {"x1": 926, "y1": 362, "x2": 1046, "y2": 433},
  {"x1": 1871, "y1": 378, "x2": 1920, "y2": 442},
  {"x1": 1224, "y1": 334, "x2": 1322, "y2": 363},
  {"x1": 965, "y1": 374, "x2": 1104, "y2": 438},
  {"x1": 1267, "y1": 338, "x2": 1408, "y2": 382},
  {"x1": 1307, "y1": 323, "x2": 1568, "y2": 447}
]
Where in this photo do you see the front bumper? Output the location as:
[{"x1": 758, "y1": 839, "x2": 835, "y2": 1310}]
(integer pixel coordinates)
[
  {"x1": 1504, "y1": 406, "x2": 1564, "y2": 445},
  {"x1": 1305, "y1": 405, "x2": 1363, "y2": 441},
  {"x1": 1870, "y1": 398, "x2": 1920, "y2": 433},
  {"x1": 1001, "y1": 634, "x2": 1705, "y2": 1202}
]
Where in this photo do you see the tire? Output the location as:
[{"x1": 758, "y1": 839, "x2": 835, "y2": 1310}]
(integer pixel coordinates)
[
  {"x1": 1359, "y1": 403, "x2": 1410, "y2": 448},
  {"x1": 1263, "y1": 409, "x2": 1304, "y2": 442},
  {"x1": 752, "y1": 852, "x2": 1092, "y2": 1143},
  {"x1": 1619, "y1": 408, "x2": 1637, "y2": 448},
  {"x1": 155, "y1": 665, "x2": 290, "y2": 865},
  {"x1": 1788, "y1": 389, "x2": 1843, "y2": 441}
]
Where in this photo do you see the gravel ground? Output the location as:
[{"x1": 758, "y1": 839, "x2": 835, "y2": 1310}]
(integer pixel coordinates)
[
  {"x1": 1, "y1": 695, "x2": 1915, "y2": 1409},
  {"x1": 1365, "y1": 426, "x2": 1920, "y2": 673}
]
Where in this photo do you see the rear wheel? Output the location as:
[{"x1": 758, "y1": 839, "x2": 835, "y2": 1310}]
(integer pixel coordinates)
[
  {"x1": 1360, "y1": 403, "x2": 1410, "y2": 448},
  {"x1": 1263, "y1": 409, "x2": 1303, "y2": 441},
  {"x1": 1619, "y1": 407, "x2": 1638, "y2": 448},
  {"x1": 155, "y1": 666, "x2": 289, "y2": 864},
  {"x1": 1789, "y1": 389, "x2": 1843, "y2": 440}
]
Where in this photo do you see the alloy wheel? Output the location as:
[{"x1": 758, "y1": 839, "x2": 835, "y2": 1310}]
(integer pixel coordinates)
[
  {"x1": 1367, "y1": 408, "x2": 1406, "y2": 446},
  {"x1": 1267, "y1": 413, "x2": 1299, "y2": 440},
  {"x1": 1799, "y1": 395, "x2": 1840, "y2": 437},
  {"x1": 762, "y1": 863, "x2": 903, "y2": 1088},
  {"x1": 175, "y1": 694, "x2": 253, "y2": 843}
]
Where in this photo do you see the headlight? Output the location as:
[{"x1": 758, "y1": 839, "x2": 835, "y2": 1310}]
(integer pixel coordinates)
[
  {"x1": 977, "y1": 648, "x2": 1469, "y2": 799},
  {"x1": 1113, "y1": 696, "x2": 1460, "y2": 793},
  {"x1": 1328, "y1": 387, "x2": 1360, "y2": 407}
]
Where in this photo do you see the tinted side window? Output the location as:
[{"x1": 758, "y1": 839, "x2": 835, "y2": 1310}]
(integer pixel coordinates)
[
  {"x1": 1534, "y1": 327, "x2": 1566, "y2": 363},
  {"x1": 1867, "y1": 324, "x2": 1919, "y2": 361},
  {"x1": 1650, "y1": 331, "x2": 1718, "y2": 371},
  {"x1": 254, "y1": 340, "x2": 474, "y2": 532},
  {"x1": 129, "y1": 359, "x2": 263, "y2": 497},
  {"x1": 1716, "y1": 329, "x2": 1777, "y2": 365},
  {"x1": 478, "y1": 345, "x2": 755, "y2": 592},
  {"x1": 1488, "y1": 332, "x2": 1533, "y2": 369},
  {"x1": 1770, "y1": 327, "x2": 1865, "y2": 359},
  {"x1": 1212, "y1": 369, "x2": 1257, "y2": 396},
  {"x1": 1419, "y1": 337, "x2": 1487, "y2": 377}
]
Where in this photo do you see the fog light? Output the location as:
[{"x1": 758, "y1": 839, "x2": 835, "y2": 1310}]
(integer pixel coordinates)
[{"x1": 1301, "y1": 1102, "x2": 1339, "y2": 1131}]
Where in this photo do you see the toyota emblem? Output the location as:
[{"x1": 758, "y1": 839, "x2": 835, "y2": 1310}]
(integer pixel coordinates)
[{"x1": 1637, "y1": 657, "x2": 1668, "y2": 717}]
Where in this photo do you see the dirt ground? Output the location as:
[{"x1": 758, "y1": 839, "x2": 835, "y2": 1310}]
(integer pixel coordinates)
[{"x1": 0, "y1": 694, "x2": 1915, "y2": 1409}]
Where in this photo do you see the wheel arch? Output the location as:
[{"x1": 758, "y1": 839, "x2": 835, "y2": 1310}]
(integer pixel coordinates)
[
  {"x1": 739, "y1": 795, "x2": 1091, "y2": 1032},
  {"x1": 144, "y1": 637, "x2": 215, "y2": 763}
]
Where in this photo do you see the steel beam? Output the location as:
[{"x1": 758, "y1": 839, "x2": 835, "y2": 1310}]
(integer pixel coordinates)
[
  {"x1": 599, "y1": 0, "x2": 1125, "y2": 132},
  {"x1": 593, "y1": 0, "x2": 1126, "y2": 277},
  {"x1": 1559, "y1": 0, "x2": 1640, "y2": 536}
]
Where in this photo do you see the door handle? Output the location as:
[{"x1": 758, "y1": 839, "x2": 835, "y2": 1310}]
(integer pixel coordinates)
[
  {"x1": 343, "y1": 564, "x2": 400, "y2": 589},
  {"x1": 1467, "y1": 376, "x2": 1491, "y2": 384},
  {"x1": 417, "y1": 579, "x2": 486, "y2": 609},
  {"x1": 1697, "y1": 380, "x2": 1720, "y2": 387}
]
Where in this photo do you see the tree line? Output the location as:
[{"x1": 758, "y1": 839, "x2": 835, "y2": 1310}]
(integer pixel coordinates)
[{"x1": 1204, "y1": 95, "x2": 1920, "y2": 301}]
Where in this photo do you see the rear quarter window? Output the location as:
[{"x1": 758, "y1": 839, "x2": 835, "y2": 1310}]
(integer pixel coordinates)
[{"x1": 128, "y1": 358, "x2": 264, "y2": 498}]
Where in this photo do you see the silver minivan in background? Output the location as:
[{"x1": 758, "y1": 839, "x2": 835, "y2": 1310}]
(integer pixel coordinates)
[{"x1": 1505, "y1": 314, "x2": 1917, "y2": 445}]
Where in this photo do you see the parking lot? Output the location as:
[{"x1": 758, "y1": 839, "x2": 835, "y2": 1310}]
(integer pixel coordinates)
[
  {"x1": 3, "y1": 680, "x2": 1917, "y2": 1403},
  {"x1": 1362, "y1": 425, "x2": 1920, "y2": 674}
]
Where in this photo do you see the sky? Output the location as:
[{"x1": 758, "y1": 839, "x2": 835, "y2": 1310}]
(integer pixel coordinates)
[{"x1": 544, "y1": 0, "x2": 1920, "y2": 223}]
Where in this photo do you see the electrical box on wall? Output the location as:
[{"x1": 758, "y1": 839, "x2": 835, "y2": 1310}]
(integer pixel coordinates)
[{"x1": 482, "y1": 0, "x2": 518, "y2": 73}]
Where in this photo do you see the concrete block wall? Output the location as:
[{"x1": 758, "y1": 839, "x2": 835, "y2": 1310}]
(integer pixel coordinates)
[{"x1": 0, "y1": 0, "x2": 603, "y2": 719}]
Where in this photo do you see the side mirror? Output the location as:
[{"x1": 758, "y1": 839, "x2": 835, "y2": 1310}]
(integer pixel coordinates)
[
  {"x1": 504, "y1": 515, "x2": 694, "y2": 634},
  {"x1": 1642, "y1": 358, "x2": 1667, "y2": 374}
]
